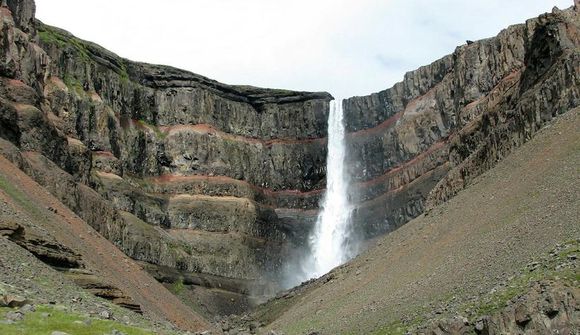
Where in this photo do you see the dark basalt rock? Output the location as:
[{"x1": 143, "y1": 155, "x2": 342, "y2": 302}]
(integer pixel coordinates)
[
  {"x1": 415, "y1": 281, "x2": 579, "y2": 335},
  {"x1": 0, "y1": 0, "x2": 329, "y2": 310},
  {"x1": 342, "y1": 6, "x2": 579, "y2": 238},
  {"x1": 5, "y1": 0, "x2": 35, "y2": 33},
  {"x1": 0, "y1": 0, "x2": 578, "y2": 316}
]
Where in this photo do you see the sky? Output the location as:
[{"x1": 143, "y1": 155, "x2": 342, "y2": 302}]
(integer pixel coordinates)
[{"x1": 35, "y1": 1, "x2": 572, "y2": 99}]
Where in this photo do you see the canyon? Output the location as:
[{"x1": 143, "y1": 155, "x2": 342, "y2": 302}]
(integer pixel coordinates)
[{"x1": 0, "y1": 0, "x2": 578, "y2": 333}]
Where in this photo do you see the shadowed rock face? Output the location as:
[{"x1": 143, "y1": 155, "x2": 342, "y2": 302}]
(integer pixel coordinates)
[
  {"x1": 0, "y1": 0, "x2": 578, "y2": 315},
  {"x1": 343, "y1": 6, "x2": 580, "y2": 238},
  {"x1": 0, "y1": 0, "x2": 330, "y2": 309},
  {"x1": 5, "y1": 0, "x2": 34, "y2": 33},
  {"x1": 416, "y1": 281, "x2": 579, "y2": 335}
]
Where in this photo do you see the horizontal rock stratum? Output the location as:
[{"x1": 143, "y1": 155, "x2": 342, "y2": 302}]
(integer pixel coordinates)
[
  {"x1": 1, "y1": 0, "x2": 579, "y2": 326},
  {"x1": 262, "y1": 107, "x2": 580, "y2": 334},
  {"x1": 343, "y1": 6, "x2": 579, "y2": 238}
]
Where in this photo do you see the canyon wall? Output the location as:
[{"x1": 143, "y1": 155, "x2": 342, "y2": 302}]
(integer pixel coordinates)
[
  {"x1": 0, "y1": 0, "x2": 578, "y2": 314},
  {"x1": 343, "y1": 6, "x2": 579, "y2": 238},
  {"x1": 0, "y1": 0, "x2": 331, "y2": 311}
]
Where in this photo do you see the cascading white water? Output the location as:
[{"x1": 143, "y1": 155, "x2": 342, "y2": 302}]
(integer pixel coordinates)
[
  {"x1": 280, "y1": 98, "x2": 357, "y2": 287},
  {"x1": 303, "y1": 98, "x2": 355, "y2": 278}
]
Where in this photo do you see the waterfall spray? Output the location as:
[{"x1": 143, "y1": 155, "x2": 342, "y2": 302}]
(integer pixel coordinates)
[
  {"x1": 303, "y1": 98, "x2": 356, "y2": 279},
  {"x1": 280, "y1": 98, "x2": 357, "y2": 288}
]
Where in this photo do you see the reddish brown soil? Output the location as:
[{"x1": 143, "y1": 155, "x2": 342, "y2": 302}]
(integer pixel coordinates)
[
  {"x1": 0, "y1": 155, "x2": 217, "y2": 333},
  {"x1": 157, "y1": 123, "x2": 326, "y2": 147},
  {"x1": 148, "y1": 173, "x2": 324, "y2": 198},
  {"x1": 263, "y1": 108, "x2": 580, "y2": 335}
]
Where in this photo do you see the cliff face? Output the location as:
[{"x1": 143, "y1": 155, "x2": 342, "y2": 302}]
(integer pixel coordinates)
[
  {"x1": 34, "y1": 21, "x2": 333, "y2": 283},
  {"x1": 1, "y1": 0, "x2": 578, "y2": 317},
  {"x1": 0, "y1": 0, "x2": 331, "y2": 312},
  {"x1": 342, "y1": 6, "x2": 579, "y2": 238}
]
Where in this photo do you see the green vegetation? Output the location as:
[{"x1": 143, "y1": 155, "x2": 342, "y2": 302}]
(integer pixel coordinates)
[
  {"x1": 118, "y1": 211, "x2": 161, "y2": 240},
  {"x1": 37, "y1": 29, "x2": 67, "y2": 49},
  {"x1": 372, "y1": 320, "x2": 410, "y2": 335},
  {"x1": 38, "y1": 24, "x2": 89, "y2": 96},
  {"x1": 136, "y1": 119, "x2": 168, "y2": 139},
  {"x1": 255, "y1": 293, "x2": 298, "y2": 326},
  {"x1": 38, "y1": 25, "x2": 91, "y2": 63},
  {"x1": 38, "y1": 23, "x2": 132, "y2": 87},
  {"x1": 0, "y1": 305, "x2": 154, "y2": 335},
  {"x1": 257, "y1": 291, "x2": 328, "y2": 335},
  {"x1": 372, "y1": 239, "x2": 579, "y2": 334},
  {"x1": 62, "y1": 74, "x2": 85, "y2": 96},
  {"x1": 170, "y1": 277, "x2": 185, "y2": 295},
  {"x1": 0, "y1": 175, "x2": 43, "y2": 220},
  {"x1": 180, "y1": 242, "x2": 194, "y2": 256},
  {"x1": 370, "y1": 311, "x2": 427, "y2": 335},
  {"x1": 119, "y1": 62, "x2": 130, "y2": 84},
  {"x1": 469, "y1": 239, "x2": 578, "y2": 318},
  {"x1": 282, "y1": 318, "x2": 323, "y2": 335}
]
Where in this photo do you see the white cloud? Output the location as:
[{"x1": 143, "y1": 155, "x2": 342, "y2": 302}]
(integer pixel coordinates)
[{"x1": 36, "y1": 0, "x2": 572, "y2": 98}]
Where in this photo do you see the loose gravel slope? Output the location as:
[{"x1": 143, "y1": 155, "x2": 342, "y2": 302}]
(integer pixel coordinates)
[
  {"x1": 264, "y1": 108, "x2": 580, "y2": 335},
  {"x1": 0, "y1": 154, "x2": 215, "y2": 333}
]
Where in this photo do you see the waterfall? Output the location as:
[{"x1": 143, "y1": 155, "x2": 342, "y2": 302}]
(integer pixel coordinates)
[
  {"x1": 303, "y1": 98, "x2": 355, "y2": 278},
  {"x1": 280, "y1": 98, "x2": 357, "y2": 288}
]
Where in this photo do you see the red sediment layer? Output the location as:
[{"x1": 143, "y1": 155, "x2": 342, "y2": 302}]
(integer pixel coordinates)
[
  {"x1": 122, "y1": 71, "x2": 522, "y2": 206},
  {"x1": 356, "y1": 164, "x2": 450, "y2": 208},
  {"x1": 356, "y1": 140, "x2": 448, "y2": 190},
  {"x1": 0, "y1": 8, "x2": 12, "y2": 17},
  {"x1": 12, "y1": 102, "x2": 37, "y2": 112},
  {"x1": 463, "y1": 70, "x2": 521, "y2": 111},
  {"x1": 0, "y1": 155, "x2": 211, "y2": 331},
  {"x1": 125, "y1": 72, "x2": 445, "y2": 146},
  {"x1": 275, "y1": 208, "x2": 319, "y2": 216},
  {"x1": 148, "y1": 174, "x2": 324, "y2": 198},
  {"x1": 160, "y1": 123, "x2": 326, "y2": 147},
  {"x1": 146, "y1": 139, "x2": 448, "y2": 202},
  {"x1": 93, "y1": 151, "x2": 116, "y2": 157},
  {"x1": 348, "y1": 112, "x2": 403, "y2": 139},
  {"x1": 167, "y1": 228, "x2": 269, "y2": 243},
  {"x1": 6, "y1": 79, "x2": 27, "y2": 87},
  {"x1": 136, "y1": 66, "x2": 518, "y2": 205},
  {"x1": 346, "y1": 73, "x2": 451, "y2": 139}
]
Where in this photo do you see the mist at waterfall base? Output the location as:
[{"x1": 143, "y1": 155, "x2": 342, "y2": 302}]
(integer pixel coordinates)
[{"x1": 281, "y1": 99, "x2": 359, "y2": 289}]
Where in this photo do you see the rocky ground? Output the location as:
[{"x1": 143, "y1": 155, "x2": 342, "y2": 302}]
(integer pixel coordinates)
[
  {"x1": 0, "y1": 153, "x2": 215, "y2": 333},
  {"x1": 0, "y1": 237, "x2": 167, "y2": 335},
  {"x1": 2, "y1": 0, "x2": 579, "y2": 319},
  {"x1": 0, "y1": 0, "x2": 578, "y2": 334},
  {"x1": 412, "y1": 241, "x2": 579, "y2": 335},
  {"x1": 255, "y1": 108, "x2": 579, "y2": 334}
]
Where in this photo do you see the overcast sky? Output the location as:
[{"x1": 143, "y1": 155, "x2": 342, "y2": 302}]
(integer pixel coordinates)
[{"x1": 35, "y1": 1, "x2": 571, "y2": 99}]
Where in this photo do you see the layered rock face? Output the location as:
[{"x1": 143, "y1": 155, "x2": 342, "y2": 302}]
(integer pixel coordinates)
[
  {"x1": 1, "y1": 0, "x2": 578, "y2": 316},
  {"x1": 0, "y1": 0, "x2": 330, "y2": 311},
  {"x1": 35, "y1": 22, "x2": 332, "y2": 283},
  {"x1": 343, "y1": 6, "x2": 580, "y2": 238}
]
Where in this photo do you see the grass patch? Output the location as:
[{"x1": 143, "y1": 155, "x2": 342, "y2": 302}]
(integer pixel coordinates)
[
  {"x1": 170, "y1": 277, "x2": 185, "y2": 295},
  {"x1": 469, "y1": 239, "x2": 579, "y2": 318},
  {"x1": 0, "y1": 305, "x2": 155, "y2": 335},
  {"x1": 180, "y1": 242, "x2": 193, "y2": 256},
  {"x1": 119, "y1": 62, "x2": 130, "y2": 84},
  {"x1": 38, "y1": 23, "x2": 132, "y2": 86},
  {"x1": 0, "y1": 174, "x2": 43, "y2": 220},
  {"x1": 370, "y1": 239, "x2": 579, "y2": 334},
  {"x1": 255, "y1": 293, "x2": 299, "y2": 326},
  {"x1": 371, "y1": 312, "x2": 427, "y2": 335},
  {"x1": 62, "y1": 74, "x2": 85, "y2": 96},
  {"x1": 37, "y1": 30, "x2": 67, "y2": 49},
  {"x1": 282, "y1": 317, "x2": 323, "y2": 335},
  {"x1": 38, "y1": 25, "x2": 91, "y2": 63},
  {"x1": 136, "y1": 120, "x2": 168, "y2": 140},
  {"x1": 372, "y1": 320, "x2": 410, "y2": 335}
]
